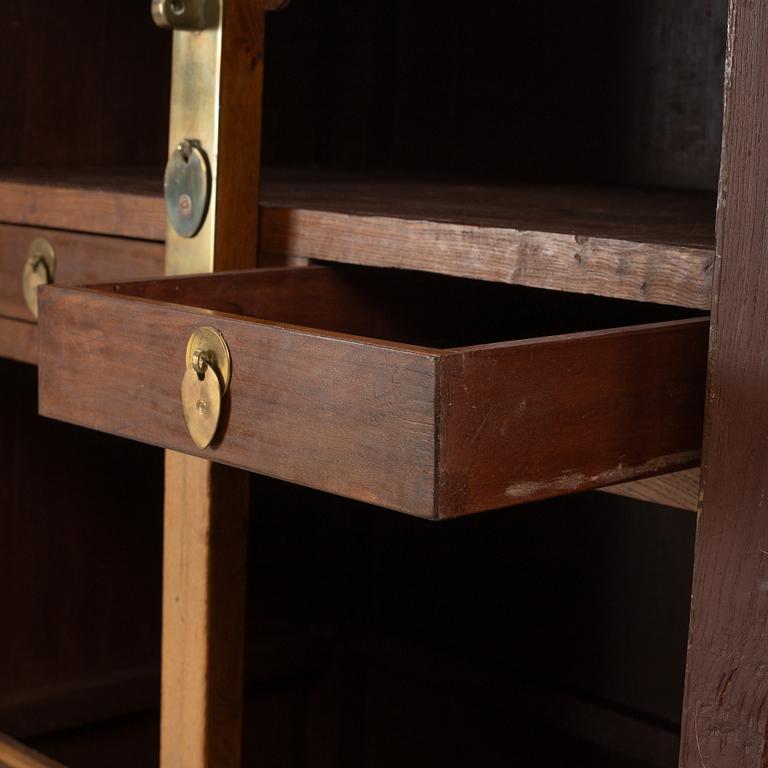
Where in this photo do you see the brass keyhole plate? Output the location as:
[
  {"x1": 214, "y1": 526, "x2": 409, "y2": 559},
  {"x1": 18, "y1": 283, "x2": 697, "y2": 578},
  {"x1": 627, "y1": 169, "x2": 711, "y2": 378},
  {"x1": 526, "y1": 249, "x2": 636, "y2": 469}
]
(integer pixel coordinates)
[
  {"x1": 181, "y1": 327, "x2": 231, "y2": 450},
  {"x1": 164, "y1": 139, "x2": 212, "y2": 238},
  {"x1": 22, "y1": 237, "x2": 56, "y2": 319},
  {"x1": 182, "y1": 366, "x2": 223, "y2": 450},
  {"x1": 185, "y1": 327, "x2": 231, "y2": 392}
]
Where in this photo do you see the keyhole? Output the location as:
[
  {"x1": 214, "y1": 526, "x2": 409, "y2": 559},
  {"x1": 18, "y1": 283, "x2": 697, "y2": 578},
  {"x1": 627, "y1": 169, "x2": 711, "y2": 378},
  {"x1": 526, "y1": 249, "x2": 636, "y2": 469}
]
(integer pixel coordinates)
[{"x1": 178, "y1": 139, "x2": 193, "y2": 164}]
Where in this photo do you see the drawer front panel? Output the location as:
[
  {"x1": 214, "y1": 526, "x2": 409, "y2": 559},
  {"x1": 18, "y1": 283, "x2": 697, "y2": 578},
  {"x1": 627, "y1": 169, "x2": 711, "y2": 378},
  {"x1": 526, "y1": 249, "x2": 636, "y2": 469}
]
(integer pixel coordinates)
[
  {"x1": 0, "y1": 224, "x2": 164, "y2": 322},
  {"x1": 38, "y1": 287, "x2": 437, "y2": 517},
  {"x1": 438, "y1": 320, "x2": 709, "y2": 517}
]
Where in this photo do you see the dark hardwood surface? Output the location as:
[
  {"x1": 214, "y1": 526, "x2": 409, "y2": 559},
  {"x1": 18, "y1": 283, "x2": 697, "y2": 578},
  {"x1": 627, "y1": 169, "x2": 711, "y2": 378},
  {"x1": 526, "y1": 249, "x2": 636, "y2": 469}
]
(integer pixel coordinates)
[
  {"x1": 0, "y1": 224, "x2": 164, "y2": 323},
  {"x1": 0, "y1": 4, "x2": 169, "y2": 169},
  {"x1": 0, "y1": 169, "x2": 716, "y2": 308},
  {"x1": 0, "y1": 170, "x2": 165, "y2": 242},
  {"x1": 0, "y1": 317, "x2": 36, "y2": 365},
  {"x1": 0, "y1": 359, "x2": 164, "y2": 740},
  {"x1": 37, "y1": 266, "x2": 708, "y2": 518},
  {"x1": 262, "y1": 0, "x2": 726, "y2": 191},
  {"x1": 26, "y1": 479, "x2": 698, "y2": 768},
  {"x1": 679, "y1": 1, "x2": 768, "y2": 765},
  {"x1": 438, "y1": 319, "x2": 708, "y2": 517}
]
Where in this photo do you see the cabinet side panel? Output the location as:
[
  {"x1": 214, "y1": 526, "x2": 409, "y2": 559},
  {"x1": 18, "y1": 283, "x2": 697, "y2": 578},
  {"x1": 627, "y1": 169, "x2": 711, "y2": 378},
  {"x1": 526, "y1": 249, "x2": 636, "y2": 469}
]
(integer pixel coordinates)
[{"x1": 680, "y1": 2, "x2": 768, "y2": 766}]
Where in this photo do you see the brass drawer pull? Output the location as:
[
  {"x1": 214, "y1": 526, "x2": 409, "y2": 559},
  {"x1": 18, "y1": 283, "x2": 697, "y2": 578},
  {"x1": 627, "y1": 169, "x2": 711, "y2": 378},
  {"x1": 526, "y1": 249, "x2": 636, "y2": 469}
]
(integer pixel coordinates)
[
  {"x1": 22, "y1": 237, "x2": 56, "y2": 319},
  {"x1": 181, "y1": 327, "x2": 231, "y2": 449}
]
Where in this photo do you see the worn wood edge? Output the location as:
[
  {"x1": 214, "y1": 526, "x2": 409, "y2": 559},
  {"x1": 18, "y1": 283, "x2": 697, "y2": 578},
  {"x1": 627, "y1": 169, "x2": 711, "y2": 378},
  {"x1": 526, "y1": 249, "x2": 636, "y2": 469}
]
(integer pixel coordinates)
[
  {"x1": 0, "y1": 734, "x2": 67, "y2": 768},
  {"x1": 262, "y1": 208, "x2": 715, "y2": 309},
  {"x1": 599, "y1": 468, "x2": 700, "y2": 511},
  {"x1": 435, "y1": 318, "x2": 708, "y2": 517},
  {"x1": 0, "y1": 317, "x2": 36, "y2": 365}
]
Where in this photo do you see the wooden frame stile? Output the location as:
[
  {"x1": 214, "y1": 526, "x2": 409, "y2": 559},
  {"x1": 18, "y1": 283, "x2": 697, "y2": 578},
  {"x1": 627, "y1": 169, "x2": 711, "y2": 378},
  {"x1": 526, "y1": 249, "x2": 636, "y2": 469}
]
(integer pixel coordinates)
[
  {"x1": 679, "y1": 2, "x2": 768, "y2": 766},
  {"x1": 158, "y1": 2, "x2": 266, "y2": 767}
]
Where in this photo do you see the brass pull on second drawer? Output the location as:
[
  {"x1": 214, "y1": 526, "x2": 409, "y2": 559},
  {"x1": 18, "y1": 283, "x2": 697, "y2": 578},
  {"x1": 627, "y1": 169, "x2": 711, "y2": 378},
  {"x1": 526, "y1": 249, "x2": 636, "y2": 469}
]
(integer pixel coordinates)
[
  {"x1": 181, "y1": 327, "x2": 231, "y2": 449},
  {"x1": 22, "y1": 237, "x2": 56, "y2": 319}
]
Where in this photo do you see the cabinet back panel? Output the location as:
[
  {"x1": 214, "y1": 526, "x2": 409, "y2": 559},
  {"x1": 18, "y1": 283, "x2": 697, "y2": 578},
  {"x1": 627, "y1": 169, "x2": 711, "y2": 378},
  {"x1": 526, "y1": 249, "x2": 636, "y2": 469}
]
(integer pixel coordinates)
[{"x1": 263, "y1": 0, "x2": 727, "y2": 190}]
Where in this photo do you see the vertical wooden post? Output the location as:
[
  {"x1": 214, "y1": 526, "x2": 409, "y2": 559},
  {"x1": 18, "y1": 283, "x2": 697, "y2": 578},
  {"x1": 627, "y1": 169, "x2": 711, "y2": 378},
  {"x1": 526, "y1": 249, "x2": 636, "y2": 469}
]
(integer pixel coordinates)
[
  {"x1": 157, "y1": 2, "x2": 266, "y2": 766},
  {"x1": 161, "y1": 455, "x2": 250, "y2": 768},
  {"x1": 679, "y1": 3, "x2": 768, "y2": 766}
]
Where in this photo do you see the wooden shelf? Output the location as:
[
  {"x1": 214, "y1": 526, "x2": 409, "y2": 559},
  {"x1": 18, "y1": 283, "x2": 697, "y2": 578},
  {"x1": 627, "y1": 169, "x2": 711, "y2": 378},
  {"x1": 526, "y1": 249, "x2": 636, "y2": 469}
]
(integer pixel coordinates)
[
  {"x1": 0, "y1": 168, "x2": 164, "y2": 241},
  {"x1": 0, "y1": 168, "x2": 715, "y2": 308}
]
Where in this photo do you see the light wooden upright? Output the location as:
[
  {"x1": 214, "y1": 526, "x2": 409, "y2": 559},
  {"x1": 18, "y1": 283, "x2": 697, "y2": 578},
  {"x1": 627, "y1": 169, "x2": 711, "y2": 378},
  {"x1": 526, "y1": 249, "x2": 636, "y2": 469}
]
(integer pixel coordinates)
[{"x1": 159, "y1": 3, "x2": 266, "y2": 767}]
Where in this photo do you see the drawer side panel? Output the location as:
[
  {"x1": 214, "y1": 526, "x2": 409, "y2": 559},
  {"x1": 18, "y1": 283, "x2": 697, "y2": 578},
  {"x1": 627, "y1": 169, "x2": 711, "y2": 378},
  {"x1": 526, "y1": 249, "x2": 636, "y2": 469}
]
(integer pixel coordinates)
[{"x1": 437, "y1": 319, "x2": 709, "y2": 517}]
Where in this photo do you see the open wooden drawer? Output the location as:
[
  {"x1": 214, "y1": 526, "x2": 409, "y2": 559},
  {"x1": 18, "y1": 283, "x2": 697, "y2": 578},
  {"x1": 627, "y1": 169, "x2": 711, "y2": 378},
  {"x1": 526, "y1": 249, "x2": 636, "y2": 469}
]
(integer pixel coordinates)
[{"x1": 37, "y1": 264, "x2": 708, "y2": 519}]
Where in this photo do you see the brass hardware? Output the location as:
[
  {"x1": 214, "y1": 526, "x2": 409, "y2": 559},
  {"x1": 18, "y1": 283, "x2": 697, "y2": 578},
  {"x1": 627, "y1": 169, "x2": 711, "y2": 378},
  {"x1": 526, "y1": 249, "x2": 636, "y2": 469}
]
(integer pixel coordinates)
[
  {"x1": 165, "y1": 140, "x2": 212, "y2": 238},
  {"x1": 160, "y1": 0, "x2": 265, "y2": 276},
  {"x1": 22, "y1": 238, "x2": 56, "y2": 319},
  {"x1": 182, "y1": 327, "x2": 231, "y2": 449},
  {"x1": 151, "y1": 0, "x2": 218, "y2": 30}
]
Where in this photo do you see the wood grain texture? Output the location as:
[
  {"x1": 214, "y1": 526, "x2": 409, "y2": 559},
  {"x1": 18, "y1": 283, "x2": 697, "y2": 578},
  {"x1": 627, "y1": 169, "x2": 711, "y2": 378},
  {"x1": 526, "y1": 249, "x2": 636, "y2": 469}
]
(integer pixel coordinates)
[
  {"x1": 679, "y1": 1, "x2": 768, "y2": 765},
  {"x1": 214, "y1": 0, "x2": 266, "y2": 271},
  {"x1": 0, "y1": 3, "x2": 169, "y2": 169},
  {"x1": 38, "y1": 284, "x2": 437, "y2": 517},
  {"x1": 601, "y1": 468, "x2": 700, "y2": 511},
  {"x1": 161, "y1": 453, "x2": 249, "y2": 768},
  {"x1": 0, "y1": 735, "x2": 67, "y2": 768},
  {"x1": 0, "y1": 224, "x2": 163, "y2": 322},
  {"x1": 0, "y1": 318, "x2": 36, "y2": 365},
  {"x1": 261, "y1": 176, "x2": 716, "y2": 309},
  {"x1": 37, "y1": 267, "x2": 708, "y2": 518},
  {"x1": 0, "y1": 171, "x2": 715, "y2": 308},
  {"x1": 437, "y1": 319, "x2": 708, "y2": 517},
  {"x1": 0, "y1": 170, "x2": 165, "y2": 241}
]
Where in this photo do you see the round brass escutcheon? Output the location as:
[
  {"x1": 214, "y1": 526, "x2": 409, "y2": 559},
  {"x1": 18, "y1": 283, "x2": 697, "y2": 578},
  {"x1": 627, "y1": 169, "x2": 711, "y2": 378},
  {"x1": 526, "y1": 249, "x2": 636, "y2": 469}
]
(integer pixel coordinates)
[
  {"x1": 22, "y1": 238, "x2": 56, "y2": 319},
  {"x1": 185, "y1": 326, "x2": 231, "y2": 394},
  {"x1": 164, "y1": 139, "x2": 211, "y2": 238},
  {"x1": 181, "y1": 366, "x2": 223, "y2": 450}
]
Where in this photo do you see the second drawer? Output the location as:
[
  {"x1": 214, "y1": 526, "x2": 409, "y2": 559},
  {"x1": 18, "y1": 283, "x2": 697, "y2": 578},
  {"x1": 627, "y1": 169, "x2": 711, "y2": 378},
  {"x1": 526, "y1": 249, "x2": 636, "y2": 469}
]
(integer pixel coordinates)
[{"x1": 0, "y1": 223, "x2": 164, "y2": 323}]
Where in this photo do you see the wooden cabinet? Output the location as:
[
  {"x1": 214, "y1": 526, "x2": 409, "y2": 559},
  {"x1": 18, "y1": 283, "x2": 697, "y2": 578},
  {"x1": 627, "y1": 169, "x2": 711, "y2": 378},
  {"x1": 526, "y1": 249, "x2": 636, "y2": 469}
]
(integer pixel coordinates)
[{"x1": 11, "y1": 0, "x2": 768, "y2": 767}]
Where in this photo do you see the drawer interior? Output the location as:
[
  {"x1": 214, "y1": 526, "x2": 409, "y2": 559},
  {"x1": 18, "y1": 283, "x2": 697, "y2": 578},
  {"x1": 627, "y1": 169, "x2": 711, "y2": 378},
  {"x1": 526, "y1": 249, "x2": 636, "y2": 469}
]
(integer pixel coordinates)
[{"x1": 101, "y1": 264, "x2": 703, "y2": 349}]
